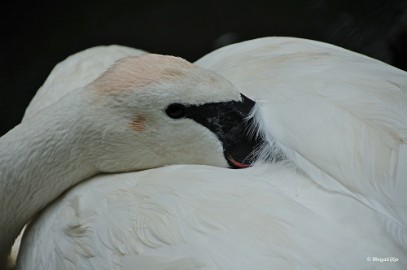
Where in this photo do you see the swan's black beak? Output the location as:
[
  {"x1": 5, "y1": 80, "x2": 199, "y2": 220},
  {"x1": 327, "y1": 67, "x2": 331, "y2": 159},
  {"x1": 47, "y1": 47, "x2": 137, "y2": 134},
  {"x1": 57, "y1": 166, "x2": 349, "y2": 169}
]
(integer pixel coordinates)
[{"x1": 184, "y1": 94, "x2": 263, "y2": 169}]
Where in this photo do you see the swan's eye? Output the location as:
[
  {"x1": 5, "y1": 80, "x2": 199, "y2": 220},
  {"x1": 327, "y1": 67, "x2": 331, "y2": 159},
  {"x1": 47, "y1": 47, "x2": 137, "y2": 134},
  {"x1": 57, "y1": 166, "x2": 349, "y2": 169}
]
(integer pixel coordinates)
[{"x1": 165, "y1": 103, "x2": 186, "y2": 119}]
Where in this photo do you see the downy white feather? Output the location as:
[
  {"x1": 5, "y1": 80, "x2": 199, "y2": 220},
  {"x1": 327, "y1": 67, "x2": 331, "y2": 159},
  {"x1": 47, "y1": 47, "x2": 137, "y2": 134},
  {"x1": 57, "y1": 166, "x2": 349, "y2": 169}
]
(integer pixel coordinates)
[
  {"x1": 17, "y1": 164, "x2": 404, "y2": 270},
  {"x1": 197, "y1": 37, "x2": 407, "y2": 248}
]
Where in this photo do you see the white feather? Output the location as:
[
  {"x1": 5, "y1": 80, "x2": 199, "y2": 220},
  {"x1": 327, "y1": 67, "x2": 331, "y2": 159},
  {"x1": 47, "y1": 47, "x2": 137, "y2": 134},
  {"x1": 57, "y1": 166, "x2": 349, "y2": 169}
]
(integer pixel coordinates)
[
  {"x1": 18, "y1": 164, "x2": 405, "y2": 270},
  {"x1": 197, "y1": 36, "x2": 407, "y2": 245}
]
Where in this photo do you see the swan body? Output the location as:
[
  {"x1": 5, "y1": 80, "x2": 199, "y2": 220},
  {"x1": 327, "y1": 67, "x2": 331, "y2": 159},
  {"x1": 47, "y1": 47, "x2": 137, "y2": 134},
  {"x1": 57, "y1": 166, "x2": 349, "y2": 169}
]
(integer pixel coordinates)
[
  {"x1": 1, "y1": 53, "x2": 259, "y2": 268},
  {"x1": 12, "y1": 37, "x2": 407, "y2": 269},
  {"x1": 196, "y1": 37, "x2": 407, "y2": 265},
  {"x1": 17, "y1": 164, "x2": 404, "y2": 270},
  {"x1": 198, "y1": 37, "x2": 407, "y2": 216}
]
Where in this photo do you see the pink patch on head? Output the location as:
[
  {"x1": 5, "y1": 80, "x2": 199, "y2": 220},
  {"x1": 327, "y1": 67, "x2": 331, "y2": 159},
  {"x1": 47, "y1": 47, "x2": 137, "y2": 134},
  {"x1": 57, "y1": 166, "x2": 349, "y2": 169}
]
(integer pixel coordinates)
[
  {"x1": 129, "y1": 115, "x2": 146, "y2": 132},
  {"x1": 90, "y1": 54, "x2": 195, "y2": 95}
]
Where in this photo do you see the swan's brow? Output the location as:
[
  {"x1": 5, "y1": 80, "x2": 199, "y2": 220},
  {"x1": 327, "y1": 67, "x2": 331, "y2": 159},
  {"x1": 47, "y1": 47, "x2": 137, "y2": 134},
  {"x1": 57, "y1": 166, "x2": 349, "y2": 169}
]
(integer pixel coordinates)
[{"x1": 90, "y1": 54, "x2": 194, "y2": 95}]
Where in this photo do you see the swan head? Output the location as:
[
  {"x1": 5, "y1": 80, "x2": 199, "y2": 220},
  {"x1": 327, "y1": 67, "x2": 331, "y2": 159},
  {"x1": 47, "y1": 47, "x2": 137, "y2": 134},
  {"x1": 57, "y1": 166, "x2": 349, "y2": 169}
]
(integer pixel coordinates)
[
  {"x1": 0, "y1": 54, "x2": 267, "y2": 264},
  {"x1": 81, "y1": 54, "x2": 262, "y2": 172}
]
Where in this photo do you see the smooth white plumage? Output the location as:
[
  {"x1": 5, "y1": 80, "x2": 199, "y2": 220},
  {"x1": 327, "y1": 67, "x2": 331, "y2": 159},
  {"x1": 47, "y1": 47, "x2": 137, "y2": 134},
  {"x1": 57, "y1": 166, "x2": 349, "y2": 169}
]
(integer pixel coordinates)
[
  {"x1": 17, "y1": 164, "x2": 405, "y2": 270},
  {"x1": 12, "y1": 38, "x2": 407, "y2": 269},
  {"x1": 196, "y1": 37, "x2": 407, "y2": 243},
  {"x1": 9, "y1": 45, "x2": 147, "y2": 265},
  {"x1": 23, "y1": 45, "x2": 147, "y2": 120}
]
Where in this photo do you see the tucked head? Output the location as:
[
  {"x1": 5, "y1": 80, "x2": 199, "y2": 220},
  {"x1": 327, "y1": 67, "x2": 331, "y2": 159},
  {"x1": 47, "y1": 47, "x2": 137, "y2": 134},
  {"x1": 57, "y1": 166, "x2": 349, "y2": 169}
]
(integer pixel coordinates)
[
  {"x1": 90, "y1": 54, "x2": 241, "y2": 103},
  {"x1": 0, "y1": 53, "x2": 267, "y2": 266},
  {"x1": 84, "y1": 54, "x2": 263, "y2": 171},
  {"x1": 92, "y1": 54, "x2": 196, "y2": 94}
]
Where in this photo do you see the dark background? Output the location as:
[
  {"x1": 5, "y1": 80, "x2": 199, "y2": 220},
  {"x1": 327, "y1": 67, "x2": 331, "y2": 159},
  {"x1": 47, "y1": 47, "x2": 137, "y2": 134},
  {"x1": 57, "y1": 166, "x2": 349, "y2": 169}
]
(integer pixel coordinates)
[{"x1": 1, "y1": 0, "x2": 406, "y2": 136}]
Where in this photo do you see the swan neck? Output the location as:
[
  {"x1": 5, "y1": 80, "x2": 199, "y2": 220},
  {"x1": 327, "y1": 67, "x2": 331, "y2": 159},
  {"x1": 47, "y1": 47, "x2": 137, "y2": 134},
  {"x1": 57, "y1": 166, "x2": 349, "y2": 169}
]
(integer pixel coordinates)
[{"x1": 0, "y1": 106, "x2": 97, "y2": 265}]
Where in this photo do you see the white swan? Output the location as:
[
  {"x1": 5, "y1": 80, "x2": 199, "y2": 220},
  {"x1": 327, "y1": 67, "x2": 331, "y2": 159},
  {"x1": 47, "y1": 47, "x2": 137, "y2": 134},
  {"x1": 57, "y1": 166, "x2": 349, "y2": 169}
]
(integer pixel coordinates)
[
  {"x1": 11, "y1": 37, "x2": 407, "y2": 269},
  {"x1": 1, "y1": 53, "x2": 261, "y2": 269}
]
